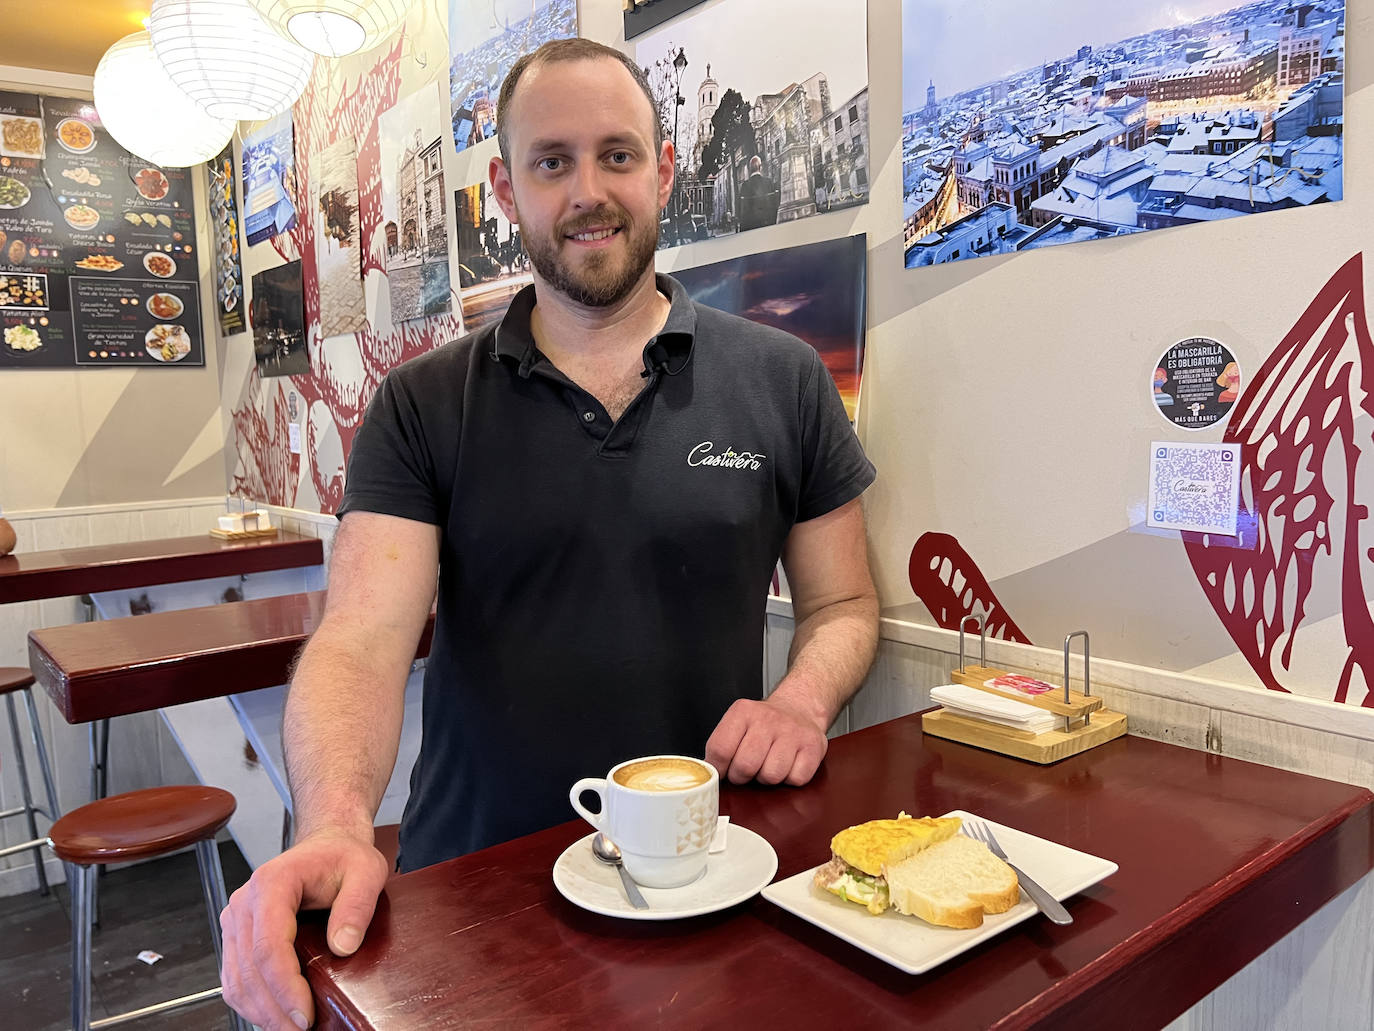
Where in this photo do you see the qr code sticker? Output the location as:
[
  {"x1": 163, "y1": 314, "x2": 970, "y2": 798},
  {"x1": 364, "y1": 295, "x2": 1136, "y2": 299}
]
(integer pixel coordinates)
[{"x1": 1147, "y1": 441, "x2": 1241, "y2": 535}]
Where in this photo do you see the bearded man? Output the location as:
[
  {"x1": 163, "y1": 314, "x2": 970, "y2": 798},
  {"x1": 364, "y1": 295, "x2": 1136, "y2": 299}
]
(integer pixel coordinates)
[{"x1": 220, "y1": 37, "x2": 877, "y2": 1031}]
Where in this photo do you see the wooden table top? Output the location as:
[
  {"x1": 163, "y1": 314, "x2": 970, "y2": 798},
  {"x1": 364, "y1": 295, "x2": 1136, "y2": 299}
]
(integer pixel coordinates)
[
  {"x1": 295, "y1": 718, "x2": 1373, "y2": 1031},
  {"x1": 28, "y1": 591, "x2": 436, "y2": 723},
  {"x1": 0, "y1": 532, "x2": 323, "y2": 604}
]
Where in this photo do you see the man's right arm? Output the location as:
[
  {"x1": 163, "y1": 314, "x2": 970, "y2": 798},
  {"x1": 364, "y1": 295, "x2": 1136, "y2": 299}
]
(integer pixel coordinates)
[
  {"x1": 220, "y1": 511, "x2": 439, "y2": 1031},
  {"x1": 284, "y1": 510, "x2": 440, "y2": 842}
]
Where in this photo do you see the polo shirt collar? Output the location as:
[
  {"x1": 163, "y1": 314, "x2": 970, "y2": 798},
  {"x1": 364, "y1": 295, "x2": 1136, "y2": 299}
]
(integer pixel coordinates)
[{"x1": 492, "y1": 274, "x2": 697, "y2": 378}]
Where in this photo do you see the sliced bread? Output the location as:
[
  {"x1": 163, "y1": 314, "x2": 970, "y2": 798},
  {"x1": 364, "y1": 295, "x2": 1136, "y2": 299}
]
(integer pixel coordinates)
[{"x1": 884, "y1": 835, "x2": 1020, "y2": 929}]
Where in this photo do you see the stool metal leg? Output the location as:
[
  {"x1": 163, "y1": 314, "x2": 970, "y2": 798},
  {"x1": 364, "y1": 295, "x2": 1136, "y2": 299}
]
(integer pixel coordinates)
[
  {"x1": 195, "y1": 838, "x2": 252, "y2": 1031},
  {"x1": 68, "y1": 861, "x2": 95, "y2": 1031},
  {"x1": 21, "y1": 686, "x2": 61, "y2": 823},
  {"x1": 4, "y1": 693, "x2": 48, "y2": 895}
]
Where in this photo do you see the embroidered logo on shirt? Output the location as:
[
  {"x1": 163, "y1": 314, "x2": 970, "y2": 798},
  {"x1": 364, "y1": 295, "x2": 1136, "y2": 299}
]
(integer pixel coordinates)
[{"x1": 687, "y1": 442, "x2": 766, "y2": 471}]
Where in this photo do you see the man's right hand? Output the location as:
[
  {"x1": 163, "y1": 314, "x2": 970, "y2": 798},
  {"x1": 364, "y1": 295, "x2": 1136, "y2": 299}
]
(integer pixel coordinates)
[{"x1": 220, "y1": 830, "x2": 390, "y2": 1030}]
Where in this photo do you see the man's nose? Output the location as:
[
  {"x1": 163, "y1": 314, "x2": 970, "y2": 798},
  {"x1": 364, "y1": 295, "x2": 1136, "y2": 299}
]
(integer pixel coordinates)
[{"x1": 569, "y1": 161, "x2": 611, "y2": 209}]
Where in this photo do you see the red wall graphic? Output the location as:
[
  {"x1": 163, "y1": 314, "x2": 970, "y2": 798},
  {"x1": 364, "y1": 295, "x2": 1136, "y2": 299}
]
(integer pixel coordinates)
[
  {"x1": 1184, "y1": 253, "x2": 1374, "y2": 707},
  {"x1": 231, "y1": 43, "x2": 465, "y2": 512},
  {"x1": 907, "y1": 257, "x2": 1372, "y2": 707},
  {"x1": 907, "y1": 532, "x2": 1032, "y2": 644}
]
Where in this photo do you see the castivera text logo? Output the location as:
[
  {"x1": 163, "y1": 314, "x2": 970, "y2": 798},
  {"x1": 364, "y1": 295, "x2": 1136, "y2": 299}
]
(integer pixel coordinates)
[{"x1": 687, "y1": 442, "x2": 766, "y2": 471}]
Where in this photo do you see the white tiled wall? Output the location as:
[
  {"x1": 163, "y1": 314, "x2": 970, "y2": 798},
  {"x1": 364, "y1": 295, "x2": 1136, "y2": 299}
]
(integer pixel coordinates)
[
  {"x1": 269, "y1": 505, "x2": 339, "y2": 582},
  {"x1": 764, "y1": 604, "x2": 1374, "y2": 791}
]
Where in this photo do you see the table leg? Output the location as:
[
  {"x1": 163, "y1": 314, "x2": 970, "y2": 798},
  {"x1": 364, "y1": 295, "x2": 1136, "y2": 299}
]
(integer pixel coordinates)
[
  {"x1": 86, "y1": 719, "x2": 110, "y2": 928},
  {"x1": 87, "y1": 719, "x2": 110, "y2": 801}
]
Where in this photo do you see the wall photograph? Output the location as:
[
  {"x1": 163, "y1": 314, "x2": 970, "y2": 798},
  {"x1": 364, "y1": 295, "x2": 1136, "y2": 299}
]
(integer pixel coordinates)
[
  {"x1": 635, "y1": 0, "x2": 871, "y2": 248},
  {"x1": 901, "y1": 0, "x2": 1345, "y2": 269}
]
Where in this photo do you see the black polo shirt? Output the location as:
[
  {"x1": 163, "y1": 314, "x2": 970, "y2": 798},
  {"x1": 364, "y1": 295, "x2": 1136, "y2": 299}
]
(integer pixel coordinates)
[{"x1": 338, "y1": 274, "x2": 875, "y2": 870}]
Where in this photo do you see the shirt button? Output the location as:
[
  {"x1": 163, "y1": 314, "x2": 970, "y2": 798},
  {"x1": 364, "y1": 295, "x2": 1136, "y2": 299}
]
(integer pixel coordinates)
[{"x1": 582, "y1": 411, "x2": 595, "y2": 423}]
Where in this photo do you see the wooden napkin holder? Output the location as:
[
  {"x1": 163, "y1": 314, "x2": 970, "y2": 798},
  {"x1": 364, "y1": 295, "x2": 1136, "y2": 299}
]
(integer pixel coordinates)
[
  {"x1": 922, "y1": 621, "x2": 1127, "y2": 764},
  {"x1": 209, "y1": 526, "x2": 279, "y2": 540},
  {"x1": 209, "y1": 508, "x2": 279, "y2": 540}
]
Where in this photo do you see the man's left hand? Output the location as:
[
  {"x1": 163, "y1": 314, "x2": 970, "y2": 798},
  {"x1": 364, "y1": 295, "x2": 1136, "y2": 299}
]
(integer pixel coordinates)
[{"x1": 705, "y1": 696, "x2": 828, "y2": 786}]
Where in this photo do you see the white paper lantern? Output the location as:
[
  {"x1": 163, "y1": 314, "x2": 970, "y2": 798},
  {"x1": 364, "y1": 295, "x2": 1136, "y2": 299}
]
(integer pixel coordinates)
[
  {"x1": 248, "y1": 0, "x2": 414, "y2": 58},
  {"x1": 148, "y1": 0, "x2": 315, "y2": 121},
  {"x1": 94, "y1": 31, "x2": 236, "y2": 168}
]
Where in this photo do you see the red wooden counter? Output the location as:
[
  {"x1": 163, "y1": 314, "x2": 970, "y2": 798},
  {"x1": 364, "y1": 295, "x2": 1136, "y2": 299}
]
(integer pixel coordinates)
[
  {"x1": 295, "y1": 716, "x2": 1373, "y2": 1031},
  {"x1": 27, "y1": 591, "x2": 436, "y2": 723},
  {"x1": 0, "y1": 532, "x2": 323, "y2": 604}
]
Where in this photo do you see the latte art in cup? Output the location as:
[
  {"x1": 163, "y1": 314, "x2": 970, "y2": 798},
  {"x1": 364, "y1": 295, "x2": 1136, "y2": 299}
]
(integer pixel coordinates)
[
  {"x1": 571, "y1": 754, "x2": 720, "y2": 888},
  {"x1": 613, "y1": 757, "x2": 712, "y2": 792}
]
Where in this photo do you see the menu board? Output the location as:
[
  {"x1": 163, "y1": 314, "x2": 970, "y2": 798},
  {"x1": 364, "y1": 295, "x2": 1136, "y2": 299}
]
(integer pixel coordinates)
[
  {"x1": 0, "y1": 90, "x2": 203, "y2": 369},
  {"x1": 207, "y1": 144, "x2": 245, "y2": 335}
]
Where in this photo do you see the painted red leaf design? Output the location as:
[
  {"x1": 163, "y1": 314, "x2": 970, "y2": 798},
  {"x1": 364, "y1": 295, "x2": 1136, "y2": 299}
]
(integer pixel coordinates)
[
  {"x1": 1183, "y1": 253, "x2": 1373, "y2": 706},
  {"x1": 908, "y1": 532, "x2": 1032, "y2": 644}
]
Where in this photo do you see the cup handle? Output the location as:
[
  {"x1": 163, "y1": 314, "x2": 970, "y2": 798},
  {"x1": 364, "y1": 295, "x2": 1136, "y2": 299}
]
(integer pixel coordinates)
[{"x1": 569, "y1": 778, "x2": 607, "y2": 832}]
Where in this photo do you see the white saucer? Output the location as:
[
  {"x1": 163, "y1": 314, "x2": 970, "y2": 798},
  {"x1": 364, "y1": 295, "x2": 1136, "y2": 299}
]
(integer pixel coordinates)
[{"x1": 553, "y1": 826, "x2": 778, "y2": 921}]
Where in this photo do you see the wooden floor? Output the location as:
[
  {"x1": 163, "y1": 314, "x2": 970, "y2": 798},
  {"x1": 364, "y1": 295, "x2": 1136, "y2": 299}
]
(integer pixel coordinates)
[{"x1": 0, "y1": 842, "x2": 251, "y2": 1030}]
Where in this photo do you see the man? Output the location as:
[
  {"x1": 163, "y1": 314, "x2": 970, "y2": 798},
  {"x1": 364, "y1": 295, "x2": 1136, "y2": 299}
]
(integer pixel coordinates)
[
  {"x1": 737, "y1": 154, "x2": 781, "y2": 231},
  {"x1": 221, "y1": 38, "x2": 876, "y2": 1031}
]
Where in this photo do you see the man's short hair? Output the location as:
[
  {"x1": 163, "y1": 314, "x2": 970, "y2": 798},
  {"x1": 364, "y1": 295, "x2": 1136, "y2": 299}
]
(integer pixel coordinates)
[{"x1": 496, "y1": 38, "x2": 664, "y2": 165}]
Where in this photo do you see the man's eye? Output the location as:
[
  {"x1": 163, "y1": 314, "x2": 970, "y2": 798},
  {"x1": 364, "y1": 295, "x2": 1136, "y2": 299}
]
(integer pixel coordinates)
[
  {"x1": 609, "y1": 151, "x2": 631, "y2": 165},
  {"x1": 538, "y1": 157, "x2": 563, "y2": 171}
]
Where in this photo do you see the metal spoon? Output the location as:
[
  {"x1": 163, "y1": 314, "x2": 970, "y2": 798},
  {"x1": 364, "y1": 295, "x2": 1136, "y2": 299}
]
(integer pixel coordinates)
[{"x1": 592, "y1": 832, "x2": 649, "y2": 910}]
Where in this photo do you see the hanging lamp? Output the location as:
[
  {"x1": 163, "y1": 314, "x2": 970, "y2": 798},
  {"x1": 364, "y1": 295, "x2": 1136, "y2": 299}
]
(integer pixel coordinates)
[
  {"x1": 246, "y1": 0, "x2": 415, "y2": 58},
  {"x1": 148, "y1": 0, "x2": 315, "y2": 121},
  {"x1": 93, "y1": 31, "x2": 236, "y2": 167}
]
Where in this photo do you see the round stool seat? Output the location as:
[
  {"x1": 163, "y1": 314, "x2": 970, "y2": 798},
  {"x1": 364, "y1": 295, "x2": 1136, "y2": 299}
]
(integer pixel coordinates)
[
  {"x1": 49, "y1": 786, "x2": 236, "y2": 864},
  {"x1": 0, "y1": 667, "x2": 35, "y2": 694}
]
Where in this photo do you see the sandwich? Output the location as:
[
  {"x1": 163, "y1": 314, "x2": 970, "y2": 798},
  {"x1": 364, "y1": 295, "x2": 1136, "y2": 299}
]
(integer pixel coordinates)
[
  {"x1": 813, "y1": 813, "x2": 1020, "y2": 928},
  {"x1": 813, "y1": 813, "x2": 961, "y2": 914}
]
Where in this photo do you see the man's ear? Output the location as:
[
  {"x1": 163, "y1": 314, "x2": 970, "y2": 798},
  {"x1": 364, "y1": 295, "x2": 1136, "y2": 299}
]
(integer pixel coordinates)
[
  {"x1": 490, "y1": 156, "x2": 520, "y2": 224},
  {"x1": 658, "y1": 139, "x2": 675, "y2": 211}
]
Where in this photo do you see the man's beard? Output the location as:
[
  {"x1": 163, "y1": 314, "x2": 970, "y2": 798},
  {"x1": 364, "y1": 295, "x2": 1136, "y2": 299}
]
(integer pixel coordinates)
[{"x1": 523, "y1": 204, "x2": 659, "y2": 308}]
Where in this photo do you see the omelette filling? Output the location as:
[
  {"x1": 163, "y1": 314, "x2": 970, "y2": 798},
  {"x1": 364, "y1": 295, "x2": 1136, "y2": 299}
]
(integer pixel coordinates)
[{"x1": 814, "y1": 855, "x2": 891, "y2": 913}]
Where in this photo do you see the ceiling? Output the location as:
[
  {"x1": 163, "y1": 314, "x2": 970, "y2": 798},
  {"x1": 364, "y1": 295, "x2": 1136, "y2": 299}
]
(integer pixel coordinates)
[{"x1": 0, "y1": 1, "x2": 151, "y2": 77}]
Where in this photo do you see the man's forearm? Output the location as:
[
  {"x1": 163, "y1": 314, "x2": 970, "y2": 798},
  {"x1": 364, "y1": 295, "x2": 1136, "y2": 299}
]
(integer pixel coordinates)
[
  {"x1": 767, "y1": 594, "x2": 880, "y2": 733},
  {"x1": 284, "y1": 623, "x2": 410, "y2": 842}
]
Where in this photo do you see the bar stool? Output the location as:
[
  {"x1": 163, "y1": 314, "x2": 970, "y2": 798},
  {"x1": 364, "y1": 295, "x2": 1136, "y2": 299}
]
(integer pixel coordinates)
[
  {"x1": 0, "y1": 666, "x2": 61, "y2": 894},
  {"x1": 48, "y1": 785, "x2": 251, "y2": 1031}
]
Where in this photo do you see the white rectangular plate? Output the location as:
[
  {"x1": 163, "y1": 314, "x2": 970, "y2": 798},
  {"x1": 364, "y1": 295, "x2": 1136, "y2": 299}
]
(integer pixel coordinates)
[{"x1": 761, "y1": 810, "x2": 1118, "y2": 974}]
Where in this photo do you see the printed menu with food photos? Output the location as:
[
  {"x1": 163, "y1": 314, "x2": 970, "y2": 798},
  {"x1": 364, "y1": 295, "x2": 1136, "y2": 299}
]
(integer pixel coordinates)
[
  {"x1": 0, "y1": 90, "x2": 203, "y2": 369},
  {"x1": 207, "y1": 144, "x2": 245, "y2": 335}
]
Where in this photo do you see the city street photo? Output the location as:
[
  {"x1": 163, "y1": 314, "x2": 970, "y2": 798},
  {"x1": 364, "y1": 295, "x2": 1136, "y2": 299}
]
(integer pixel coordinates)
[
  {"x1": 314, "y1": 138, "x2": 367, "y2": 337},
  {"x1": 454, "y1": 181, "x2": 533, "y2": 335},
  {"x1": 250, "y1": 260, "x2": 307, "y2": 379},
  {"x1": 241, "y1": 112, "x2": 298, "y2": 246},
  {"x1": 634, "y1": 0, "x2": 870, "y2": 249},
  {"x1": 378, "y1": 82, "x2": 454, "y2": 323},
  {"x1": 901, "y1": 0, "x2": 1345, "y2": 269}
]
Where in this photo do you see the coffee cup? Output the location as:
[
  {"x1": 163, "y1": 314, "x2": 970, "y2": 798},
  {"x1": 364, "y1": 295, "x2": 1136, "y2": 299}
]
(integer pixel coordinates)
[{"x1": 570, "y1": 755, "x2": 719, "y2": 888}]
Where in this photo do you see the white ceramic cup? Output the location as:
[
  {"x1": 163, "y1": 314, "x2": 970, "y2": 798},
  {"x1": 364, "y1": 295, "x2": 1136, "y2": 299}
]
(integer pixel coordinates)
[{"x1": 570, "y1": 755, "x2": 720, "y2": 888}]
